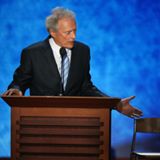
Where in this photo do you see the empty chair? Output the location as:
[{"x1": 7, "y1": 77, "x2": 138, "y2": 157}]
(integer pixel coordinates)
[{"x1": 130, "y1": 118, "x2": 160, "y2": 160}]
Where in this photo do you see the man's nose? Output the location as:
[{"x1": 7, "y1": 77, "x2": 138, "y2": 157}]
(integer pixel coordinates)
[{"x1": 70, "y1": 31, "x2": 76, "y2": 39}]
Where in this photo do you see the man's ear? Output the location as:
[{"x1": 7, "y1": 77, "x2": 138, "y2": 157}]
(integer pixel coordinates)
[{"x1": 50, "y1": 30, "x2": 56, "y2": 38}]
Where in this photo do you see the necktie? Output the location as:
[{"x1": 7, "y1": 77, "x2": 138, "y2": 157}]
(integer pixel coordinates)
[{"x1": 60, "y1": 47, "x2": 69, "y2": 94}]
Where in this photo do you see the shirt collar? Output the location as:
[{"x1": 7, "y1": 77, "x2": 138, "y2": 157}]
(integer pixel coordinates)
[{"x1": 49, "y1": 37, "x2": 71, "y2": 53}]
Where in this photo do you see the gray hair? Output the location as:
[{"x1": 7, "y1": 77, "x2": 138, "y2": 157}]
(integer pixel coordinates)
[{"x1": 45, "y1": 7, "x2": 76, "y2": 32}]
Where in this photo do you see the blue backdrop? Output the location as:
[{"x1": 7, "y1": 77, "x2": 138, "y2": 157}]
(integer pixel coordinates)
[{"x1": 0, "y1": 0, "x2": 160, "y2": 158}]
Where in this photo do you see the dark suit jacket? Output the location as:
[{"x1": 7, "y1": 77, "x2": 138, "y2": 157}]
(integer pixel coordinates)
[{"x1": 8, "y1": 37, "x2": 106, "y2": 96}]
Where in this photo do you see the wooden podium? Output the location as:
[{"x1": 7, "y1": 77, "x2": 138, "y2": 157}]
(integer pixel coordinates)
[{"x1": 1, "y1": 96, "x2": 120, "y2": 160}]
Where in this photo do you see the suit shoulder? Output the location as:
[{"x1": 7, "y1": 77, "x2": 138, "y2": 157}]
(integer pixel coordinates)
[
  {"x1": 20, "y1": 39, "x2": 50, "y2": 59},
  {"x1": 23, "y1": 40, "x2": 47, "y2": 51}
]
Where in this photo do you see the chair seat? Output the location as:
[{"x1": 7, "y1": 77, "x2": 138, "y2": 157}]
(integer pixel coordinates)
[{"x1": 133, "y1": 152, "x2": 160, "y2": 157}]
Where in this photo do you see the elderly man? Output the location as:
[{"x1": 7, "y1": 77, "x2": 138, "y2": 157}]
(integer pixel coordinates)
[{"x1": 3, "y1": 7, "x2": 142, "y2": 118}]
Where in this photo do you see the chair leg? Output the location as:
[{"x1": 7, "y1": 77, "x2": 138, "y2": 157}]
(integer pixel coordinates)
[{"x1": 130, "y1": 153, "x2": 136, "y2": 160}]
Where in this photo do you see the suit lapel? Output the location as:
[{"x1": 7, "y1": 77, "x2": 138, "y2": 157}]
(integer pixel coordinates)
[{"x1": 42, "y1": 38, "x2": 61, "y2": 79}]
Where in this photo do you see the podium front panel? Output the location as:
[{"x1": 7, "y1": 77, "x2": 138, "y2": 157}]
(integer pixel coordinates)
[{"x1": 11, "y1": 107, "x2": 110, "y2": 160}]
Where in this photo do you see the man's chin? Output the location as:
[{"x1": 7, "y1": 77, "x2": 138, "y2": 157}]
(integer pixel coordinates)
[{"x1": 65, "y1": 42, "x2": 74, "y2": 49}]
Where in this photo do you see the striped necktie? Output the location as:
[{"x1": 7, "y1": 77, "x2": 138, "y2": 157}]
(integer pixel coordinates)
[{"x1": 60, "y1": 47, "x2": 69, "y2": 93}]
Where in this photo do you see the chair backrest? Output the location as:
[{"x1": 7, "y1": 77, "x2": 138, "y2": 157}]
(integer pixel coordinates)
[
  {"x1": 131, "y1": 118, "x2": 160, "y2": 153},
  {"x1": 136, "y1": 118, "x2": 160, "y2": 133}
]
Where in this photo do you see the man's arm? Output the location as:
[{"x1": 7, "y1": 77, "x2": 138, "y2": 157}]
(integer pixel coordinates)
[
  {"x1": 3, "y1": 49, "x2": 32, "y2": 96},
  {"x1": 79, "y1": 44, "x2": 143, "y2": 118}
]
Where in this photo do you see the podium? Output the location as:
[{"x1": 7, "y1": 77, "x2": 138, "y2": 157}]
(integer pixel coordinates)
[{"x1": 1, "y1": 96, "x2": 120, "y2": 160}]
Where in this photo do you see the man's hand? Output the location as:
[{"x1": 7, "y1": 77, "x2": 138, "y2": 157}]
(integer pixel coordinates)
[
  {"x1": 117, "y1": 96, "x2": 143, "y2": 118},
  {"x1": 2, "y1": 89, "x2": 23, "y2": 96}
]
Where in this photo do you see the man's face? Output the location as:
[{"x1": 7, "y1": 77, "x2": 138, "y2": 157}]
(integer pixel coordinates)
[{"x1": 50, "y1": 18, "x2": 76, "y2": 48}]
